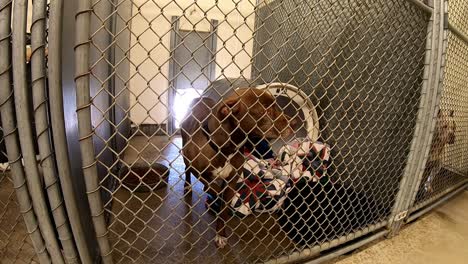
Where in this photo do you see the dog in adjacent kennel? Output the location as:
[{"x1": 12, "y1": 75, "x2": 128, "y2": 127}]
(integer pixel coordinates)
[
  {"x1": 180, "y1": 88, "x2": 294, "y2": 248},
  {"x1": 422, "y1": 109, "x2": 456, "y2": 193}
]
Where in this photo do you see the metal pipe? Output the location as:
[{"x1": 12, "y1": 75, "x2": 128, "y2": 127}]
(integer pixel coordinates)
[
  {"x1": 265, "y1": 223, "x2": 387, "y2": 264},
  {"x1": 448, "y1": 22, "x2": 468, "y2": 45},
  {"x1": 75, "y1": 0, "x2": 113, "y2": 263},
  {"x1": 305, "y1": 230, "x2": 388, "y2": 264},
  {"x1": 47, "y1": 0, "x2": 94, "y2": 262},
  {"x1": 0, "y1": 1, "x2": 50, "y2": 263},
  {"x1": 409, "y1": 180, "x2": 468, "y2": 215},
  {"x1": 30, "y1": 0, "x2": 79, "y2": 262},
  {"x1": 406, "y1": 0, "x2": 448, "y2": 215},
  {"x1": 387, "y1": 3, "x2": 436, "y2": 235},
  {"x1": 406, "y1": 0, "x2": 433, "y2": 14},
  {"x1": 407, "y1": 183, "x2": 468, "y2": 222},
  {"x1": 11, "y1": 0, "x2": 64, "y2": 262}
]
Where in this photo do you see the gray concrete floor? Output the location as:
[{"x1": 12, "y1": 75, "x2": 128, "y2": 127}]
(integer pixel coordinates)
[
  {"x1": 113, "y1": 135, "x2": 294, "y2": 263},
  {"x1": 334, "y1": 190, "x2": 468, "y2": 264},
  {"x1": 116, "y1": 135, "x2": 468, "y2": 263}
]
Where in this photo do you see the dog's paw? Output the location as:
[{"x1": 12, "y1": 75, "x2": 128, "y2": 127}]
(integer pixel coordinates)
[{"x1": 214, "y1": 235, "x2": 228, "y2": 248}]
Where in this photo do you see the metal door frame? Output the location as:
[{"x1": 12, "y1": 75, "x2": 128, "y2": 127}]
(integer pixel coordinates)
[{"x1": 167, "y1": 16, "x2": 218, "y2": 134}]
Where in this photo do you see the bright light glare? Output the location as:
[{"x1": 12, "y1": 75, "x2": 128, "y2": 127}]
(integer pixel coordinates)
[{"x1": 174, "y1": 88, "x2": 202, "y2": 128}]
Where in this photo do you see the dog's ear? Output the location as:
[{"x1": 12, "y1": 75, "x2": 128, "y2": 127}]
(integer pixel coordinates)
[
  {"x1": 449, "y1": 110, "x2": 454, "y2": 117},
  {"x1": 218, "y1": 98, "x2": 243, "y2": 119}
]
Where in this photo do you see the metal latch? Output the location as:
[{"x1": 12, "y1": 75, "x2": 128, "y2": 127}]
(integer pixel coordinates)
[
  {"x1": 444, "y1": 12, "x2": 449, "y2": 30},
  {"x1": 394, "y1": 211, "x2": 408, "y2": 222}
]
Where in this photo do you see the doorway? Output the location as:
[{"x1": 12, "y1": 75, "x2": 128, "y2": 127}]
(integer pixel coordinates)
[{"x1": 168, "y1": 17, "x2": 218, "y2": 133}]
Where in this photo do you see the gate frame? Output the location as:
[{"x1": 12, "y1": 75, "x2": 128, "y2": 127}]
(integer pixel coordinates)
[{"x1": 405, "y1": 0, "x2": 468, "y2": 222}]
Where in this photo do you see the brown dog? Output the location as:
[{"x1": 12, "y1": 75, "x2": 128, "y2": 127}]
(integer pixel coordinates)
[
  {"x1": 180, "y1": 88, "x2": 294, "y2": 248},
  {"x1": 423, "y1": 109, "x2": 456, "y2": 192}
]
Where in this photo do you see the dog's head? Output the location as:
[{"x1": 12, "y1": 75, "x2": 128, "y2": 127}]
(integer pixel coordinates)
[
  {"x1": 435, "y1": 109, "x2": 456, "y2": 145},
  {"x1": 216, "y1": 88, "x2": 296, "y2": 139}
]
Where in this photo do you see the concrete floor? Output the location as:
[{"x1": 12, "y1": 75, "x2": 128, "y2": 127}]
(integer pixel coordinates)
[
  {"x1": 114, "y1": 135, "x2": 468, "y2": 264},
  {"x1": 335, "y1": 190, "x2": 468, "y2": 264},
  {"x1": 112, "y1": 135, "x2": 294, "y2": 263}
]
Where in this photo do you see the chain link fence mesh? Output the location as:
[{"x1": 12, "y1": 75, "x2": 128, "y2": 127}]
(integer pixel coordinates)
[
  {"x1": 0, "y1": 117, "x2": 38, "y2": 264},
  {"x1": 449, "y1": 0, "x2": 468, "y2": 33},
  {"x1": 253, "y1": 0, "x2": 428, "y2": 219},
  {"x1": 78, "y1": 0, "x2": 435, "y2": 263},
  {"x1": 412, "y1": 0, "x2": 468, "y2": 211}
]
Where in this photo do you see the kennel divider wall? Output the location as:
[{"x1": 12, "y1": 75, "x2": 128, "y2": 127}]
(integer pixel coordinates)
[{"x1": 252, "y1": 0, "x2": 429, "y2": 225}]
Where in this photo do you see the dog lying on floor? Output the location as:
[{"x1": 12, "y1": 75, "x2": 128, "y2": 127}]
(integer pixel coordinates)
[
  {"x1": 180, "y1": 88, "x2": 295, "y2": 248},
  {"x1": 422, "y1": 109, "x2": 456, "y2": 193}
]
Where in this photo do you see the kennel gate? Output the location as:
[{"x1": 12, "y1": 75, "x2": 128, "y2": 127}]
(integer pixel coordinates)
[
  {"x1": 0, "y1": 0, "x2": 467, "y2": 263},
  {"x1": 405, "y1": 0, "x2": 468, "y2": 222}
]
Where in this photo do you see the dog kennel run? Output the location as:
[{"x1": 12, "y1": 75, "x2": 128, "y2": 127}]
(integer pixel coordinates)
[{"x1": 0, "y1": 0, "x2": 468, "y2": 263}]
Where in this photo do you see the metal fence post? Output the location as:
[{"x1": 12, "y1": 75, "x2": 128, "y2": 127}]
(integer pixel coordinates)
[
  {"x1": 387, "y1": 0, "x2": 446, "y2": 236},
  {"x1": 75, "y1": 0, "x2": 114, "y2": 262},
  {"x1": 11, "y1": 0, "x2": 65, "y2": 262},
  {"x1": 47, "y1": 0, "x2": 95, "y2": 262},
  {"x1": 30, "y1": 0, "x2": 79, "y2": 262},
  {"x1": 0, "y1": 1, "x2": 50, "y2": 262}
]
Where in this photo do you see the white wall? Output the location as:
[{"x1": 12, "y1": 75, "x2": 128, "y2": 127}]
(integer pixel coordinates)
[{"x1": 129, "y1": 0, "x2": 256, "y2": 125}]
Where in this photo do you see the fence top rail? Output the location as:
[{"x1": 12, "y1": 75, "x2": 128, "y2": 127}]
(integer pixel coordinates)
[{"x1": 448, "y1": 22, "x2": 468, "y2": 45}]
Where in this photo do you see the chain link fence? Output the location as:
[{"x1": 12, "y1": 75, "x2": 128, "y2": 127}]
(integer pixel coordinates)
[
  {"x1": 0, "y1": 127, "x2": 39, "y2": 263},
  {"x1": 0, "y1": 1, "x2": 45, "y2": 263},
  {"x1": 0, "y1": 0, "x2": 467, "y2": 263},
  {"x1": 408, "y1": 0, "x2": 468, "y2": 219},
  {"x1": 74, "y1": 0, "x2": 433, "y2": 263}
]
